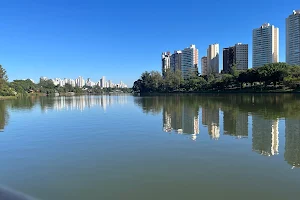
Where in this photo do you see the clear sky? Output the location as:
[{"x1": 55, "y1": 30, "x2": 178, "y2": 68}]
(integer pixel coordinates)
[{"x1": 0, "y1": 0, "x2": 298, "y2": 86}]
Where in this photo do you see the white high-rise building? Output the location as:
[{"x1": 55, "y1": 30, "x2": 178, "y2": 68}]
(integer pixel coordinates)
[
  {"x1": 100, "y1": 76, "x2": 106, "y2": 88},
  {"x1": 201, "y1": 56, "x2": 208, "y2": 75},
  {"x1": 75, "y1": 76, "x2": 85, "y2": 88},
  {"x1": 181, "y1": 44, "x2": 199, "y2": 79},
  {"x1": 162, "y1": 52, "x2": 171, "y2": 74},
  {"x1": 207, "y1": 44, "x2": 219, "y2": 74},
  {"x1": 252, "y1": 23, "x2": 279, "y2": 68},
  {"x1": 286, "y1": 10, "x2": 300, "y2": 65}
]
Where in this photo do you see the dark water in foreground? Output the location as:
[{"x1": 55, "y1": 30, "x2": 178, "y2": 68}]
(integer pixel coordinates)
[{"x1": 0, "y1": 94, "x2": 300, "y2": 200}]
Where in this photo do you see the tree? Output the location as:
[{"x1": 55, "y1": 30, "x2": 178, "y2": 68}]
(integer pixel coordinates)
[{"x1": 0, "y1": 65, "x2": 16, "y2": 96}]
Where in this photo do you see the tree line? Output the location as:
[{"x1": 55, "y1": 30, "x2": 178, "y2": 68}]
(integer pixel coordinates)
[
  {"x1": 0, "y1": 65, "x2": 131, "y2": 97},
  {"x1": 133, "y1": 63, "x2": 300, "y2": 93}
]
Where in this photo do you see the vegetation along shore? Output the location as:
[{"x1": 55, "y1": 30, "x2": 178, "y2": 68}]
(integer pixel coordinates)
[
  {"x1": 133, "y1": 63, "x2": 300, "y2": 94},
  {"x1": 0, "y1": 65, "x2": 131, "y2": 98}
]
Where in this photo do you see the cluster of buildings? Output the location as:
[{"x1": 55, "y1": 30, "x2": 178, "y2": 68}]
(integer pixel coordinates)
[
  {"x1": 39, "y1": 76, "x2": 128, "y2": 88},
  {"x1": 162, "y1": 10, "x2": 300, "y2": 78}
]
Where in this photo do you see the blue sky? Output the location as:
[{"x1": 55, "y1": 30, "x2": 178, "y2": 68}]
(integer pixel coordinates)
[{"x1": 0, "y1": 0, "x2": 298, "y2": 86}]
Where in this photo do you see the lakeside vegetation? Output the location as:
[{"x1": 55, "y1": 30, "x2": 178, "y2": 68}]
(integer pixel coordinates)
[
  {"x1": 133, "y1": 63, "x2": 300, "y2": 93},
  {"x1": 0, "y1": 65, "x2": 131, "y2": 98}
]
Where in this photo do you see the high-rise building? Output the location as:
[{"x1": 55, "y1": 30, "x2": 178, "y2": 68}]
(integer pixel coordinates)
[
  {"x1": 181, "y1": 44, "x2": 199, "y2": 79},
  {"x1": 252, "y1": 23, "x2": 279, "y2": 68},
  {"x1": 170, "y1": 50, "x2": 182, "y2": 72},
  {"x1": 223, "y1": 47, "x2": 235, "y2": 73},
  {"x1": 162, "y1": 52, "x2": 171, "y2": 74},
  {"x1": 207, "y1": 44, "x2": 219, "y2": 74},
  {"x1": 235, "y1": 43, "x2": 248, "y2": 70},
  {"x1": 286, "y1": 10, "x2": 300, "y2": 66},
  {"x1": 201, "y1": 56, "x2": 208, "y2": 75},
  {"x1": 100, "y1": 76, "x2": 106, "y2": 88},
  {"x1": 223, "y1": 43, "x2": 248, "y2": 73}
]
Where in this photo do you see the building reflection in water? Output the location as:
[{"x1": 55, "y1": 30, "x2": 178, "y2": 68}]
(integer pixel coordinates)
[
  {"x1": 223, "y1": 109, "x2": 248, "y2": 138},
  {"x1": 285, "y1": 119, "x2": 300, "y2": 169},
  {"x1": 163, "y1": 102, "x2": 199, "y2": 141},
  {"x1": 252, "y1": 115, "x2": 279, "y2": 156},
  {"x1": 40, "y1": 95, "x2": 128, "y2": 112},
  {"x1": 202, "y1": 107, "x2": 220, "y2": 140}
]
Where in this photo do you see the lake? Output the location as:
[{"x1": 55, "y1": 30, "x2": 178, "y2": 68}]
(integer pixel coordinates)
[{"x1": 0, "y1": 94, "x2": 300, "y2": 200}]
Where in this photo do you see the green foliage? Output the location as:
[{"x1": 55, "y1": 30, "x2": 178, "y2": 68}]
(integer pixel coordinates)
[
  {"x1": 0, "y1": 65, "x2": 16, "y2": 96},
  {"x1": 133, "y1": 63, "x2": 300, "y2": 93}
]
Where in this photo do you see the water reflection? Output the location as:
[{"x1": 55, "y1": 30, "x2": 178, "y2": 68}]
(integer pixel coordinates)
[
  {"x1": 202, "y1": 107, "x2": 220, "y2": 140},
  {"x1": 223, "y1": 109, "x2": 248, "y2": 138},
  {"x1": 162, "y1": 98, "x2": 199, "y2": 140},
  {"x1": 285, "y1": 119, "x2": 300, "y2": 168},
  {"x1": 1, "y1": 94, "x2": 300, "y2": 169},
  {"x1": 252, "y1": 116, "x2": 279, "y2": 156},
  {"x1": 0, "y1": 101, "x2": 9, "y2": 131},
  {"x1": 39, "y1": 95, "x2": 128, "y2": 112},
  {"x1": 134, "y1": 94, "x2": 300, "y2": 168}
]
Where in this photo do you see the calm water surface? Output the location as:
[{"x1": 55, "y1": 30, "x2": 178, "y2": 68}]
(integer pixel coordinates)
[{"x1": 0, "y1": 94, "x2": 300, "y2": 199}]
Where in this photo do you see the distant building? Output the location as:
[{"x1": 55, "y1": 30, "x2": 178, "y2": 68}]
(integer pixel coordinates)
[
  {"x1": 201, "y1": 56, "x2": 208, "y2": 76},
  {"x1": 86, "y1": 78, "x2": 96, "y2": 87},
  {"x1": 207, "y1": 44, "x2": 219, "y2": 74},
  {"x1": 252, "y1": 23, "x2": 279, "y2": 68},
  {"x1": 286, "y1": 10, "x2": 300, "y2": 65},
  {"x1": 223, "y1": 43, "x2": 248, "y2": 73},
  {"x1": 181, "y1": 44, "x2": 199, "y2": 79},
  {"x1": 223, "y1": 46, "x2": 235, "y2": 73},
  {"x1": 170, "y1": 50, "x2": 182, "y2": 72},
  {"x1": 75, "y1": 76, "x2": 85, "y2": 88},
  {"x1": 162, "y1": 52, "x2": 171, "y2": 74},
  {"x1": 108, "y1": 80, "x2": 112, "y2": 88},
  {"x1": 40, "y1": 77, "x2": 48, "y2": 82},
  {"x1": 100, "y1": 76, "x2": 106, "y2": 88}
]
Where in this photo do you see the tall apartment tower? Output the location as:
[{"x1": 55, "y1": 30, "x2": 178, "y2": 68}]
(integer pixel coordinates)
[
  {"x1": 181, "y1": 44, "x2": 199, "y2": 79},
  {"x1": 223, "y1": 43, "x2": 248, "y2": 73},
  {"x1": 162, "y1": 52, "x2": 171, "y2": 74},
  {"x1": 286, "y1": 10, "x2": 300, "y2": 65},
  {"x1": 100, "y1": 76, "x2": 106, "y2": 88},
  {"x1": 170, "y1": 50, "x2": 182, "y2": 72},
  {"x1": 223, "y1": 47, "x2": 235, "y2": 73},
  {"x1": 235, "y1": 43, "x2": 248, "y2": 70},
  {"x1": 252, "y1": 23, "x2": 279, "y2": 68},
  {"x1": 201, "y1": 56, "x2": 208, "y2": 75},
  {"x1": 207, "y1": 44, "x2": 219, "y2": 74}
]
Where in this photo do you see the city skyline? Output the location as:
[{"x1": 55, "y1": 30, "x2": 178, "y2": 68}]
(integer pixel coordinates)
[
  {"x1": 162, "y1": 9, "x2": 298, "y2": 75},
  {"x1": 0, "y1": 1, "x2": 298, "y2": 85},
  {"x1": 40, "y1": 75, "x2": 128, "y2": 88}
]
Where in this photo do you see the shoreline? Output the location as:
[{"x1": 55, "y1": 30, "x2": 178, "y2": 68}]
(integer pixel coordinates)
[
  {"x1": 136, "y1": 89, "x2": 300, "y2": 95},
  {"x1": 0, "y1": 96, "x2": 18, "y2": 100}
]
